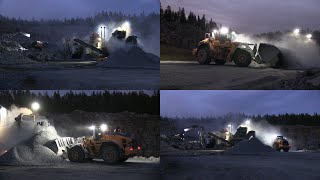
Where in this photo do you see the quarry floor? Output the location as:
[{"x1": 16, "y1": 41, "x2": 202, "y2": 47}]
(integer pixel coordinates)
[
  {"x1": 0, "y1": 61, "x2": 159, "y2": 89},
  {"x1": 160, "y1": 152, "x2": 320, "y2": 180},
  {"x1": 0, "y1": 158, "x2": 160, "y2": 180},
  {"x1": 160, "y1": 61, "x2": 315, "y2": 90}
]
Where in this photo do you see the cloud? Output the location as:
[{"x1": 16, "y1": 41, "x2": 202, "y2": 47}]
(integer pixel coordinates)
[
  {"x1": 160, "y1": 90, "x2": 320, "y2": 117},
  {"x1": 0, "y1": 0, "x2": 159, "y2": 19},
  {"x1": 161, "y1": 0, "x2": 320, "y2": 33}
]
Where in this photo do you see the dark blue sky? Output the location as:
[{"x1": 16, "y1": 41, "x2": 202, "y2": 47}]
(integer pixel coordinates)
[
  {"x1": 31, "y1": 90, "x2": 155, "y2": 96},
  {"x1": 161, "y1": 0, "x2": 320, "y2": 33},
  {"x1": 0, "y1": 0, "x2": 159, "y2": 19},
  {"x1": 161, "y1": 90, "x2": 320, "y2": 117}
]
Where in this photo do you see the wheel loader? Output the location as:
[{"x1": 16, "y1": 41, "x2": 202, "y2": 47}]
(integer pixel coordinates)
[
  {"x1": 67, "y1": 124, "x2": 140, "y2": 164},
  {"x1": 273, "y1": 136, "x2": 291, "y2": 152},
  {"x1": 192, "y1": 28, "x2": 281, "y2": 67}
]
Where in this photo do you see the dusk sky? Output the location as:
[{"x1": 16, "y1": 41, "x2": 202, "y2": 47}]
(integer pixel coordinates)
[
  {"x1": 0, "y1": 0, "x2": 159, "y2": 19},
  {"x1": 30, "y1": 90, "x2": 155, "y2": 96},
  {"x1": 161, "y1": 91, "x2": 320, "y2": 117},
  {"x1": 161, "y1": 0, "x2": 320, "y2": 33}
]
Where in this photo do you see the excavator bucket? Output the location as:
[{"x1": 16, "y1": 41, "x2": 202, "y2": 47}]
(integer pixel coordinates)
[{"x1": 255, "y1": 43, "x2": 281, "y2": 66}]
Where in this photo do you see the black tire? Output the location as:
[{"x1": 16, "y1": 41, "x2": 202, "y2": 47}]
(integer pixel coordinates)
[
  {"x1": 120, "y1": 157, "x2": 129, "y2": 163},
  {"x1": 214, "y1": 59, "x2": 226, "y2": 65},
  {"x1": 283, "y1": 148, "x2": 289, "y2": 152},
  {"x1": 232, "y1": 49, "x2": 252, "y2": 67},
  {"x1": 102, "y1": 145, "x2": 120, "y2": 164},
  {"x1": 196, "y1": 46, "x2": 211, "y2": 65},
  {"x1": 68, "y1": 146, "x2": 86, "y2": 162}
]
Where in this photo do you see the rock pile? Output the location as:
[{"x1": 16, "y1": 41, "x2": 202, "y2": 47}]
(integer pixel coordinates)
[{"x1": 227, "y1": 137, "x2": 276, "y2": 155}]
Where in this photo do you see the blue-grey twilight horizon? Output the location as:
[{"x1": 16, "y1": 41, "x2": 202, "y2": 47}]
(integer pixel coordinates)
[
  {"x1": 161, "y1": 0, "x2": 320, "y2": 33},
  {"x1": 161, "y1": 90, "x2": 320, "y2": 118},
  {"x1": 0, "y1": 0, "x2": 159, "y2": 19}
]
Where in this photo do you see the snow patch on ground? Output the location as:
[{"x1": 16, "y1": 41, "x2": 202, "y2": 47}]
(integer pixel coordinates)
[{"x1": 131, "y1": 156, "x2": 160, "y2": 162}]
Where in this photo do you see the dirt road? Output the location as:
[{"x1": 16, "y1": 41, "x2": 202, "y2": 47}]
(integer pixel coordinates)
[
  {"x1": 161, "y1": 152, "x2": 320, "y2": 180},
  {"x1": 161, "y1": 61, "x2": 320, "y2": 89},
  {"x1": 0, "y1": 62, "x2": 159, "y2": 89},
  {"x1": 0, "y1": 158, "x2": 159, "y2": 180}
]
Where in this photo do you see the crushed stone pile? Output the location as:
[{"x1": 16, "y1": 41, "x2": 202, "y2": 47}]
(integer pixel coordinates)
[
  {"x1": 160, "y1": 140, "x2": 180, "y2": 152},
  {"x1": 0, "y1": 33, "x2": 31, "y2": 47},
  {"x1": 277, "y1": 70, "x2": 320, "y2": 89},
  {"x1": 98, "y1": 46, "x2": 159, "y2": 69},
  {"x1": 0, "y1": 127, "x2": 63, "y2": 165},
  {"x1": 227, "y1": 137, "x2": 276, "y2": 155},
  {"x1": 0, "y1": 51, "x2": 37, "y2": 65}
]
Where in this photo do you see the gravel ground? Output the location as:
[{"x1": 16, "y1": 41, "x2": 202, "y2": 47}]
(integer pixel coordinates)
[
  {"x1": 161, "y1": 61, "x2": 320, "y2": 90},
  {"x1": 0, "y1": 158, "x2": 160, "y2": 180},
  {"x1": 161, "y1": 152, "x2": 320, "y2": 180},
  {"x1": 0, "y1": 63, "x2": 159, "y2": 89}
]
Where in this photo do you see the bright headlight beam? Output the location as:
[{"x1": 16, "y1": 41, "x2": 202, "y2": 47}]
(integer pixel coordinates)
[
  {"x1": 100, "y1": 124, "x2": 108, "y2": 132},
  {"x1": 220, "y1": 27, "x2": 229, "y2": 35},
  {"x1": 31, "y1": 102, "x2": 40, "y2": 111},
  {"x1": 89, "y1": 125, "x2": 95, "y2": 130},
  {"x1": 293, "y1": 28, "x2": 300, "y2": 36},
  {"x1": 306, "y1": 34, "x2": 312, "y2": 39}
]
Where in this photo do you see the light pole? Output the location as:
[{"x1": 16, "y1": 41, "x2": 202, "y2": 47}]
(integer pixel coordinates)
[
  {"x1": 228, "y1": 124, "x2": 232, "y2": 133},
  {"x1": 100, "y1": 27, "x2": 103, "y2": 38}
]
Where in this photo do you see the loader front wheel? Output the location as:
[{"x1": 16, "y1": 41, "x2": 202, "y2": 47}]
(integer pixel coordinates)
[
  {"x1": 233, "y1": 49, "x2": 252, "y2": 67},
  {"x1": 196, "y1": 47, "x2": 211, "y2": 65},
  {"x1": 283, "y1": 148, "x2": 289, "y2": 152},
  {"x1": 68, "y1": 146, "x2": 85, "y2": 162},
  {"x1": 102, "y1": 145, "x2": 120, "y2": 164}
]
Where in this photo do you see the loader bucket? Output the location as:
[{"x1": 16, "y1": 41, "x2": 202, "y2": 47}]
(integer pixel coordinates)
[
  {"x1": 44, "y1": 137, "x2": 75, "y2": 157},
  {"x1": 256, "y1": 43, "x2": 281, "y2": 66}
]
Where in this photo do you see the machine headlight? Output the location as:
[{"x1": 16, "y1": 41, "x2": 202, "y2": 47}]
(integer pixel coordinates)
[
  {"x1": 89, "y1": 125, "x2": 95, "y2": 130},
  {"x1": 31, "y1": 102, "x2": 40, "y2": 111},
  {"x1": 306, "y1": 34, "x2": 312, "y2": 39},
  {"x1": 220, "y1": 27, "x2": 229, "y2": 35},
  {"x1": 293, "y1": 28, "x2": 300, "y2": 36},
  {"x1": 100, "y1": 124, "x2": 108, "y2": 132}
]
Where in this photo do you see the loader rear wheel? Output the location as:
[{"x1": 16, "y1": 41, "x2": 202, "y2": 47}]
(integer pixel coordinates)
[
  {"x1": 102, "y1": 145, "x2": 120, "y2": 164},
  {"x1": 196, "y1": 47, "x2": 211, "y2": 65},
  {"x1": 214, "y1": 59, "x2": 226, "y2": 65},
  {"x1": 233, "y1": 49, "x2": 252, "y2": 67},
  {"x1": 68, "y1": 146, "x2": 85, "y2": 162}
]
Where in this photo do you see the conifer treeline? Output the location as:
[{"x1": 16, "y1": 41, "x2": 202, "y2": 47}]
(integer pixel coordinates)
[{"x1": 0, "y1": 91, "x2": 160, "y2": 115}]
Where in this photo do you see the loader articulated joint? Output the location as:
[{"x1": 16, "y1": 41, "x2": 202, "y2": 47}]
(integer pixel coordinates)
[{"x1": 100, "y1": 142, "x2": 121, "y2": 154}]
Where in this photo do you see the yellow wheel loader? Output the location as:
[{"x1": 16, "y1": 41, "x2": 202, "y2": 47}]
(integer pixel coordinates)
[
  {"x1": 67, "y1": 124, "x2": 140, "y2": 164},
  {"x1": 192, "y1": 29, "x2": 281, "y2": 67}
]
